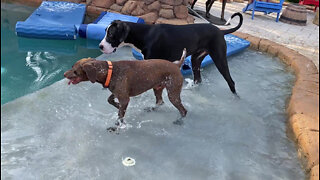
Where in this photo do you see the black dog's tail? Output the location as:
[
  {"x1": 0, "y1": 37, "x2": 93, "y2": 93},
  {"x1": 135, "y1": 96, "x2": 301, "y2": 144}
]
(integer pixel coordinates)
[{"x1": 221, "y1": 12, "x2": 243, "y2": 35}]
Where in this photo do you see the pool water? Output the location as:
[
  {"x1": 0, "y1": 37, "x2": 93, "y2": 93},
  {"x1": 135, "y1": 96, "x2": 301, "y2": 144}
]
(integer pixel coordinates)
[
  {"x1": 1, "y1": 48, "x2": 305, "y2": 179},
  {"x1": 1, "y1": 2, "x2": 102, "y2": 104}
]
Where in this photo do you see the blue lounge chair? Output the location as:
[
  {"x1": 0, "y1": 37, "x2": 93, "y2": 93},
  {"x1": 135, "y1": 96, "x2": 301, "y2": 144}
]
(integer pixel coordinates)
[{"x1": 242, "y1": 0, "x2": 285, "y2": 22}]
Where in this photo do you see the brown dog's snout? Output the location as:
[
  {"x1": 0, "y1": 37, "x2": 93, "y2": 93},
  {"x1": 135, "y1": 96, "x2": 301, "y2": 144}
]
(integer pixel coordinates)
[{"x1": 64, "y1": 70, "x2": 75, "y2": 79}]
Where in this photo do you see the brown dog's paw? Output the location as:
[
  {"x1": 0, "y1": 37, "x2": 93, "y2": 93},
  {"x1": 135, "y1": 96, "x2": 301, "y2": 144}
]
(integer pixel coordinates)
[
  {"x1": 173, "y1": 119, "x2": 184, "y2": 125},
  {"x1": 144, "y1": 103, "x2": 164, "y2": 112},
  {"x1": 107, "y1": 126, "x2": 118, "y2": 133},
  {"x1": 144, "y1": 107, "x2": 157, "y2": 112},
  {"x1": 115, "y1": 119, "x2": 126, "y2": 127}
]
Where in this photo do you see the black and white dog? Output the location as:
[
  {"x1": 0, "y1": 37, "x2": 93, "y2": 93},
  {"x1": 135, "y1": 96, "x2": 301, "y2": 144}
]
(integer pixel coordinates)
[{"x1": 99, "y1": 12, "x2": 243, "y2": 94}]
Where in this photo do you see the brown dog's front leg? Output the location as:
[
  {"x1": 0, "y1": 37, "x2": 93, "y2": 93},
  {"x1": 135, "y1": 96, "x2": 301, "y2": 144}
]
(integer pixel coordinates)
[
  {"x1": 118, "y1": 96, "x2": 130, "y2": 119},
  {"x1": 108, "y1": 94, "x2": 119, "y2": 109},
  {"x1": 107, "y1": 96, "x2": 130, "y2": 133}
]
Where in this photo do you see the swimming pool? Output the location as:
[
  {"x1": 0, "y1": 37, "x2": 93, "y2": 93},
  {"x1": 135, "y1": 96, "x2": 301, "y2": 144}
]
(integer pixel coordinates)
[
  {"x1": 1, "y1": 2, "x2": 102, "y2": 104},
  {"x1": 1, "y1": 48, "x2": 305, "y2": 179}
]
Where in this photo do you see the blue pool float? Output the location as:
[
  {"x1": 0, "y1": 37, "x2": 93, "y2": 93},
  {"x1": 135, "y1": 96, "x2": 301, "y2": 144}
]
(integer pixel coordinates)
[
  {"x1": 132, "y1": 34, "x2": 250, "y2": 75},
  {"x1": 15, "y1": 1, "x2": 86, "y2": 39},
  {"x1": 78, "y1": 11, "x2": 145, "y2": 41}
]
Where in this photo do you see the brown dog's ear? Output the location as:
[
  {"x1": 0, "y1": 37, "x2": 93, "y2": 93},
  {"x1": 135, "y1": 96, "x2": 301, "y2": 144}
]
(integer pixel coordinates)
[{"x1": 82, "y1": 62, "x2": 96, "y2": 83}]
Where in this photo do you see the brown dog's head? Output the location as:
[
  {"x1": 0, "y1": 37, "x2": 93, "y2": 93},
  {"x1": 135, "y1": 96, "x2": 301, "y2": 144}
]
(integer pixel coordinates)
[{"x1": 64, "y1": 58, "x2": 97, "y2": 85}]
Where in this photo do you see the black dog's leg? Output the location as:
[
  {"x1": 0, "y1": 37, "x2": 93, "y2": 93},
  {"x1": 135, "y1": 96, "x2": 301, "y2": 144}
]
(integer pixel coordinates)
[
  {"x1": 221, "y1": 0, "x2": 227, "y2": 20},
  {"x1": 208, "y1": 48, "x2": 236, "y2": 94},
  {"x1": 108, "y1": 94, "x2": 119, "y2": 109},
  {"x1": 191, "y1": 51, "x2": 207, "y2": 84},
  {"x1": 206, "y1": 0, "x2": 215, "y2": 18},
  {"x1": 191, "y1": 0, "x2": 198, "y2": 9}
]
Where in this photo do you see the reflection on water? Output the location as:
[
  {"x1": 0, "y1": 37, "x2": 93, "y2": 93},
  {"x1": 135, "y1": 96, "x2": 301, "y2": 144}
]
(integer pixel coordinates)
[
  {"x1": 1, "y1": 2, "x2": 102, "y2": 104},
  {"x1": 25, "y1": 51, "x2": 60, "y2": 84}
]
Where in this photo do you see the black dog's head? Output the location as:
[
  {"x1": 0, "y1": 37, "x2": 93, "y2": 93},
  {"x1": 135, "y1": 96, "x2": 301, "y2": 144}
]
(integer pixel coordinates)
[{"x1": 99, "y1": 20, "x2": 130, "y2": 54}]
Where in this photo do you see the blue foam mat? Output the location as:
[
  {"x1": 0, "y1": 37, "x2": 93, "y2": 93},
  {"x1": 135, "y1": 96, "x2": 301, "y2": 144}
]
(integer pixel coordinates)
[
  {"x1": 132, "y1": 34, "x2": 250, "y2": 75},
  {"x1": 79, "y1": 11, "x2": 145, "y2": 40},
  {"x1": 15, "y1": 1, "x2": 86, "y2": 39}
]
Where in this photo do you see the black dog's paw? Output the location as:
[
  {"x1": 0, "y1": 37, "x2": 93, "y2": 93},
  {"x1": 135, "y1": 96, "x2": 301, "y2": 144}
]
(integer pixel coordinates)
[
  {"x1": 234, "y1": 93, "x2": 241, "y2": 99},
  {"x1": 173, "y1": 119, "x2": 184, "y2": 125}
]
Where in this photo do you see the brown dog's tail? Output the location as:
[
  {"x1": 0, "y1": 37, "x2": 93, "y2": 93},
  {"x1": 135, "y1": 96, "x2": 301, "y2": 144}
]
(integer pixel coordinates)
[{"x1": 174, "y1": 48, "x2": 187, "y2": 67}]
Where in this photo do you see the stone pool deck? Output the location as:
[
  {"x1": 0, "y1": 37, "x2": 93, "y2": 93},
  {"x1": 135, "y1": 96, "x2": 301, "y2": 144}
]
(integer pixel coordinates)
[
  {"x1": 192, "y1": 0, "x2": 319, "y2": 70},
  {"x1": 192, "y1": 1, "x2": 319, "y2": 179}
]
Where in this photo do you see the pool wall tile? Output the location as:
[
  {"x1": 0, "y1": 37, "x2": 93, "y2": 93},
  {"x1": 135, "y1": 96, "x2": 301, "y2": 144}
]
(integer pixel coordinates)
[
  {"x1": 290, "y1": 56, "x2": 319, "y2": 76},
  {"x1": 267, "y1": 42, "x2": 284, "y2": 56},
  {"x1": 258, "y1": 39, "x2": 272, "y2": 52},
  {"x1": 298, "y1": 130, "x2": 319, "y2": 170},
  {"x1": 246, "y1": 36, "x2": 261, "y2": 49},
  {"x1": 276, "y1": 47, "x2": 297, "y2": 65},
  {"x1": 311, "y1": 165, "x2": 319, "y2": 180},
  {"x1": 289, "y1": 114, "x2": 319, "y2": 170},
  {"x1": 288, "y1": 89, "x2": 319, "y2": 121},
  {"x1": 295, "y1": 79, "x2": 319, "y2": 95}
]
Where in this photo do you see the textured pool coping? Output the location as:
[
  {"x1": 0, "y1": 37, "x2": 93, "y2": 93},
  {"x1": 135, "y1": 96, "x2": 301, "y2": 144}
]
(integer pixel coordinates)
[{"x1": 232, "y1": 31, "x2": 319, "y2": 180}]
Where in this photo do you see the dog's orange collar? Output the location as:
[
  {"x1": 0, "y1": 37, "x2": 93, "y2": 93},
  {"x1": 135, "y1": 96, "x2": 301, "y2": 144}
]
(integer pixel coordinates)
[{"x1": 104, "y1": 61, "x2": 113, "y2": 87}]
